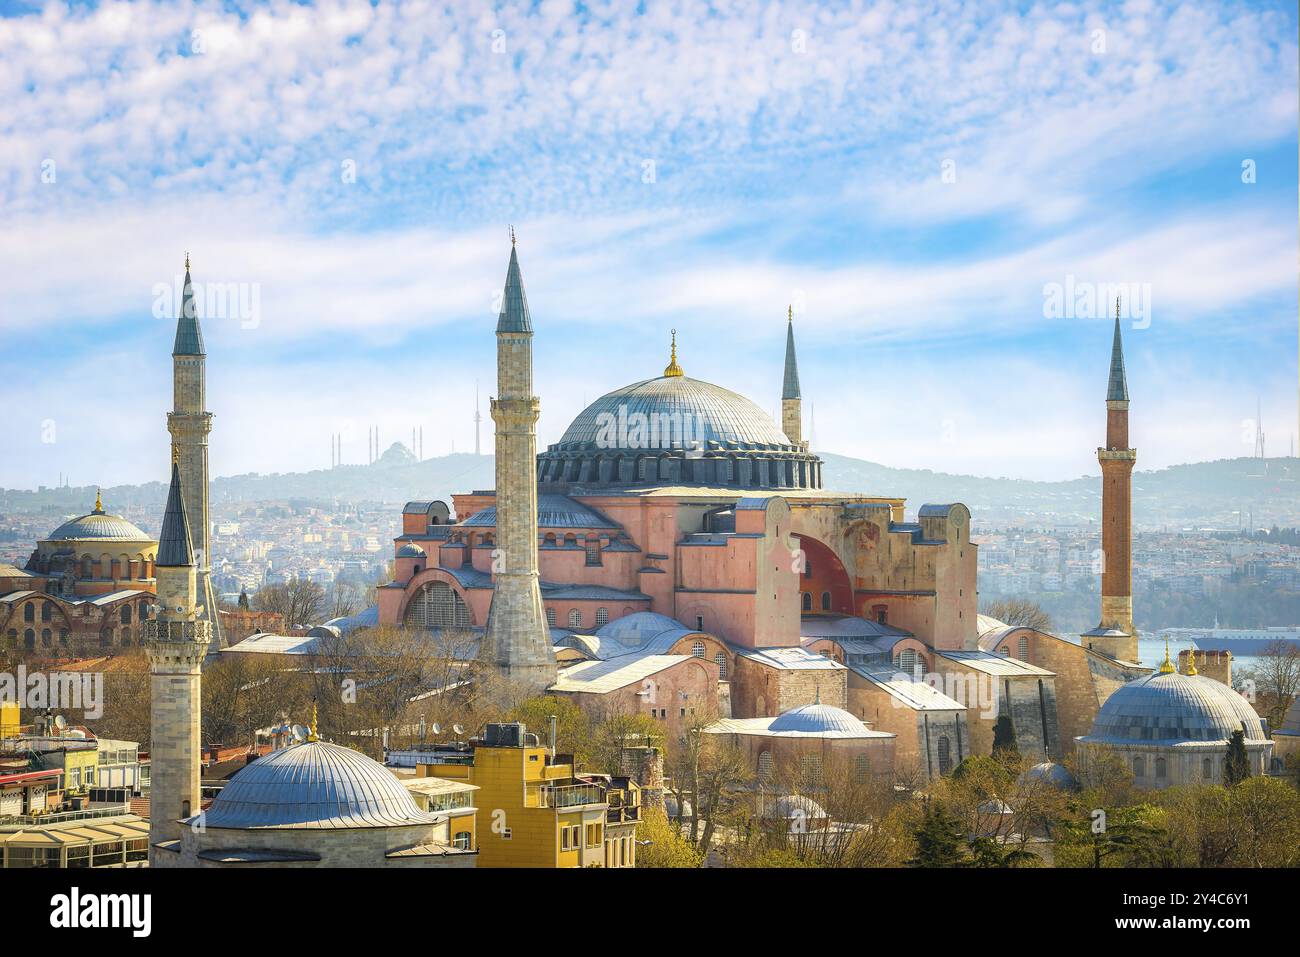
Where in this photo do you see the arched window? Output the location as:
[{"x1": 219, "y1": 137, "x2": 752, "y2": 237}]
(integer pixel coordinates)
[
  {"x1": 800, "y1": 754, "x2": 823, "y2": 787},
  {"x1": 23, "y1": 604, "x2": 34, "y2": 623},
  {"x1": 821, "y1": 591, "x2": 831, "y2": 611},
  {"x1": 937, "y1": 736, "x2": 952, "y2": 775},
  {"x1": 637, "y1": 457, "x2": 651, "y2": 480},
  {"x1": 720, "y1": 458, "x2": 734, "y2": 482},
  {"x1": 1133, "y1": 756, "x2": 1144, "y2": 777},
  {"x1": 23, "y1": 629, "x2": 35, "y2": 649},
  {"x1": 41, "y1": 629, "x2": 51, "y2": 646},
  {"x1": 896, "y1": 648, "x2": 918, "y2": 676},
  {"x1": 1202, "y1": 757, "x2": 1213, "y2": 780},
  {"x1": 692, "y1": 641, "x2": 705, "y2": 658},
  {"x1": 595, "y1": 607, "x2": 609, "y2": 627},
  {"x1": 854, "y1": 754, "x2": 871, "y2": 781},
  {"x1": 120, "y1": 605, "x2": 132, "y2": 624},
  {"x1": 714, "y1": 652, "x2": 727, "y2": 679},
  {"x1": 801, "y1": 592, "x2": 812, "y2": 612},
  {"x1": 543, "y1": 533, "x2": 556, "y2": 547},
  {"x1": 757, "y1": 750, "x2": 773, "y2": 781},
  {"x1": 585, "y1": 540, "x2": 601, "y2": 566},
  {"x1": 546, "y1": 607, "x2": 557, "y2": 627},
  {"x1": 41, "y1": 602, "x2": 52, "y2": 622},
  {"x1": 1017, "y1": 635, "x2": 1029, "y2": 660},
  {"x1": 404, "y1": 581, "x2": 472, "y2": 629},
  {"x1": 1155, "y1": 757, "x2": 1167, "y2": 779},
  {"x1": 568, "y1": 609, "x2": 582, "y2": 628}
]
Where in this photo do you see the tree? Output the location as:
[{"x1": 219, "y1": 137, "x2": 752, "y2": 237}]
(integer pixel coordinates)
[
  {"x1": 908, "y1": 800, "x2": 967, "y2": 867},
  {"x1": 635, "y1": 806, "x2": 702, "y2": 868},
  {"x1": 237, "y1": 589, "x2": 250, "y2": 610},
  {"x1": 1054, "y1": 805, "x2": 1171, "y2": 868},
  {"x1": 1224, "y1": 728, "x2": 1250, "y2": 786},
  {"x1": 992, "y1": 714, "x2": 1018, "y2": 757},
  {"x1": 328, "y1": 579, "x2": 362, "y2": 620},
  {"x1": 1238, "y1": 639, "x2": 1300, "y2": 730},
  {"x1": 980, "y1": 598, "x2": 1053, "y2": 633},
  {"x1": 507, "y1": 695, "x2": 593, "y2": 766},
  {"x1": 254, "y1": 577, "x2": 326, "y2": 629}
]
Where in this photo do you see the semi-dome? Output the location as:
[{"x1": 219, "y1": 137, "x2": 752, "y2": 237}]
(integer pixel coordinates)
[
  {"x1": 768, "y1": 703, "x2": 871, "y2": 736},
  {"x1": 538, "y1": 373, "x2": 822, "y2": 492},
  {"x1": 198, "y1": 740, "x2": 438, "y2": 830},
  {"x1": 45, "y1": 506, "x2": 153, "y2": 543},
  {"x1": 1082, "y1": 671, "x2": 1267, "y2": 746}
]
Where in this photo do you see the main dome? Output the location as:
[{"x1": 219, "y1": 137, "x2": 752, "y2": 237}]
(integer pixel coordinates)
[
  {"x1": 559, "y1": 376, "x2": 792, "y2": 449},
  {"x1": 538, "y1": 374, "x2": 822, "y2": 492},
  {"x1": 45, "y1": 510, "x2": 153, "y2": 543},
  {"x1": 1082, "y1": 671, "x2": 1268, "y2": 746},
  {"x1": 199, "y1": 740, "x2": 438, "y2": 829}
]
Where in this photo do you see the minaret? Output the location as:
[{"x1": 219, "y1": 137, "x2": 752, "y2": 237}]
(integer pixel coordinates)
[
  {"x1": 167, "y1": 254, "x2": 222, "y2": 649},
  {"x1": 1089, "y1": 302, "x2": 1138, "y2": 662},
  {"x1": 781, "y1": 305, "x2": 803, "y2": 447},
  {"x1": 144, "y1": 456, "x2": 211, "y2": 857},
  {"x1": 479, "y1": 234, "x2": 556, "y2": 692}
]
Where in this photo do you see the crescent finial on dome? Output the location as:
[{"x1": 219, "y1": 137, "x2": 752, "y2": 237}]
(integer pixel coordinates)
[{"x1": 664, "y1": 329, "x2": 683, "y2": 377}]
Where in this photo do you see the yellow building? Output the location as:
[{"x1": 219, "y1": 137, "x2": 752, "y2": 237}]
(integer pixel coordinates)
[
  {"x1": 405, "y1": 722, "x2": 641, "y2": 868},
  {"x1": 0, "y1": 703, "x2": 18, "y2": 739}
]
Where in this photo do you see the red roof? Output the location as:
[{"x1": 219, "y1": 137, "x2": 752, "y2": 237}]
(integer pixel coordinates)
[{"x1": 0, "y1": 768, "x2": 62, "y2": 786}]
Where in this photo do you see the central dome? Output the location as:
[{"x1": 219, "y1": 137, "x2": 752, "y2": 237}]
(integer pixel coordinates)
[
  {"x1": 45, "y1": 510, "x2": 153, "y2": 543},
  {"x1": 559, "y1": 375, "x2": 793, "y2": 450},
  {"x1": 199, "y1": 740, "x2": 438, "y2": 829},
  {"x1": 768, "y1": 703, "x2": 872, "y2": 736},
  {"x1": 1083, "y1": 671, "x2": 1267, "y2": 745}
]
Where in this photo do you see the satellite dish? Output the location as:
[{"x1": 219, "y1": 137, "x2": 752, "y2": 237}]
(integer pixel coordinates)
[
  {"x1": 430, "y1": 722, "x2": 442, "y2": 735},
  {"x1": 53, "y1": 714, "x2": 68, "y2": 731},
  {"x1": 452, "y1": 724, "x2": 464, "y2": 736},
  {"x1": 291, "y1": 725, "x2": 308, "y2": 743}
]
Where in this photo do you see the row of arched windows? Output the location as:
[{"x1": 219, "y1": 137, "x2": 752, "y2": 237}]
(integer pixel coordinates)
[{"x1": 800, "y1": 592, "x2": 832, "y2": 613}]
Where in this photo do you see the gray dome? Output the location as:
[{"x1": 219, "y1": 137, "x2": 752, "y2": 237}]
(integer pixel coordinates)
[
  {"x1": 559, "y1": 376, "x2": 791, "y2": 449},
  {"x1": 397, "y1": 542, "x2": 427, "y2": 558},
  {"x1": 769, "y1": 703, "x2": 869, "y2": 736},
  {"x1": 199, "y1": 741, "x2": 438, "y2": 830},
  {"x1": 1083, "y1": 672, "x2": 1267, "y2": 746},
  {"x1": 46, "y1": 510, "x2": 153, "y2": 543},
  {"x1": 763, "y1": 793, "x2": 828, "y2": 821},
  {"x1": 1019, "y1": 762, "x2": 1078, "y2": 790}
]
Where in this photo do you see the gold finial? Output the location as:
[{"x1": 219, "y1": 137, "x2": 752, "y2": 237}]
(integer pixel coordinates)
[
  {"x1": 509, "y1": 225, "x2": 516, "y2": 248},
  {"x1": 94, "y1": 488, "x2": 103, "y2": 512},
  {"x1": 184, "y1": 251, "x2": 190, "y2": 272},
  {"x1": 308, "y1": 700, "x2": 319, "y2": 742},
  {"x1": 663, "y1": 328, "x2": 683, "y2": 377},
  {"x1": 171, "y1": 446, "x2": 179, "y2": 466},
  {"x1": 1158, "y1": 636, "x2": 1175, "y2": 674},
  {"x1": 1115, "y1": 296, "x2": 1120, "y2": 320},
  {"x1": 788, "y1": 304, "x2": 793, "y2": 323},
  {"x1": 1186, "y1": 649, "x2": 1198, "y2": 676}
]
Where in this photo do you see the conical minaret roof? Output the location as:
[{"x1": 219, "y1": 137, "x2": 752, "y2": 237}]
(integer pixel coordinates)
[
  {"x1": 173, "y1": 254, "x2": 205, "y2": 356},
  {"x1": 156, "y1": 459, "x2": 195, "y2": 567},
  {"x1": 1107, "y1": 312, "x2": 1128, "y2": 402},
  {"x1": 495, "y1": 239, "x2": 532, "y2": 334},
  {"x1": 782, "y1": 306, "x2": 801, "y2": 400}
]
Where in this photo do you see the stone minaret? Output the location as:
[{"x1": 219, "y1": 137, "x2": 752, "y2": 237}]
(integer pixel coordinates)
[
  {"x1": 479, "y1": 237, "x2": 557, "y2": 693},
  {"x1": 167, "y1": 255, "x2": 222, "y2": 648},
  {"x1": 144, "y1": 457, "x2": 211, "y2": 855},
  {"x1": 1090, "y1": 304, "x2": 1138, "y2": 661},
  {"x1": 781, "y1": 305, "x2": 803, "y2": 447}
]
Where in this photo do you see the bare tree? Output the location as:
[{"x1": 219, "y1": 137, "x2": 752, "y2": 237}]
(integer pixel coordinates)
[
  {"x1": 980, "y1": 598, "x2": 1053, "y2": 633},
  {"x1": 254, "y1": 577, "x2": 326, "y2": 629},
  {"x1": 1238, "y1": 639, "x2": 1300, "y2": 730}
]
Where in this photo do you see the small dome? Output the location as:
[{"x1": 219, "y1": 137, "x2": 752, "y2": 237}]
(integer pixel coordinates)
[
  {"x1": 199, "y1": 740, "x2": 437, "y2": 830},
  {"x1": 1084, "y1": 671, "x2": 1267, "y2": 745},
  {"x1": 46, "y1": 510, "x2": 153, "y2": 543},
  {"x1": 769, "y1": 703, "x2": 868, "y2": 735},
  {"x1": 762, "y1": 793, "x2": 828, "y2": 821},
  {"x1": 1019, "y1": 762, "x2": 1078, "y2": 790},
  {"x1": 397, "y1": 542, "x2": 426, "y2": 558}
]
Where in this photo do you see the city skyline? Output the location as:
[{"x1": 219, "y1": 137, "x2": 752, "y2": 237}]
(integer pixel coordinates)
[{"x1": 1, "y1": 0, "x2": 1297, "y2": 489}]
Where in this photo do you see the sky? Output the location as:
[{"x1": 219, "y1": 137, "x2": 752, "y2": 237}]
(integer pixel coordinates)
[{"x1": 0, "y1": 0, "x2": 1296, "y2": 490}]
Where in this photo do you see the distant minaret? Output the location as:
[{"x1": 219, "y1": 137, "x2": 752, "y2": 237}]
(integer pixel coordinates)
[
  {"x1": 479, "y1": 233, "x2": 556, "y2": 693},
  {"x1": 474, "y1": 380, "x2": 482, "y2": 456},
  {"x1": 781, "y1": 305, "x2": 803, "y2": 447},
  {"x1": 167, "y1": 254, "x2": 222, "y2": 649},
  {"x1": 1089, "y1": 301, "x2": 1138, "y2": 661},
  {"x1": 144, "y1": 456, "x2": 211, "y2": 858}
]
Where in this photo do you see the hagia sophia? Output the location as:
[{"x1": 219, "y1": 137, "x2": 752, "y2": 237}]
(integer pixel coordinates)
[{"x1": 3, "y1": 241, "x2": 1292, "y2": 868}]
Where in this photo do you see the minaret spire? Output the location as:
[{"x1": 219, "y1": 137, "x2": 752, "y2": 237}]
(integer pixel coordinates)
[
  {"x1": 1107, "y1": 297, "x2": 1128, "y2": 403},
  {"x1": 781, "y1": 306, "x2": 804, "y2": 446},
  {"x1": 480, "y1": 238, "x2": 557, "y2": 694}
]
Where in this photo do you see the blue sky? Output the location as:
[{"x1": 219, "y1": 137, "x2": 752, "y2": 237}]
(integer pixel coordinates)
[{"x1": 0, "y1": 0, "x2": 1296, "y2": 489}]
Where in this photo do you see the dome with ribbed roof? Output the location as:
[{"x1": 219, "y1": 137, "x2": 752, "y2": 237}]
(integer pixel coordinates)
[
  {"x1": 768, "y1": 703, "x2": 870, "y2": 736},
  {"x1": 45, "y1": 508, "x2": 153, "y2": 543},
  {"x1": 198, "y1": 740, "x2": 438, "y2": 830},
  {"x1": 397, "y1": 542, "x2": 427, "y2": 558},
  {"x1": 1081, "y1": 671, "x2": 1267, "y2": 746}
]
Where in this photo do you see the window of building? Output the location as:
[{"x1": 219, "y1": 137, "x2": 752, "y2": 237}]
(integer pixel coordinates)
[
  {"x1": 41, "y1": 629, "x2": 51, "y2": 646},
  {"x1": 757, "y1": 750, "x2": 773, "y2": 781},
  {"x1": 404, "y1": 580, "x2": 472, "y2": 629},
  {"x1": 855, "y1": 754, "x2": 871, "y2": 782},
  {"x1": 41, "y1": 602, "x2": 52, "y2": 622},
  {"x1": 585, "y1": 540, "x2": 601, "y2": 566},
  {"x1": 821, "y1": 591, "x2": 831, "y2": 611},
  {"x1": 24, "y1": 629, "x2": 35, "y2": 649},
  {"x1": 1133, "y1": 756, "x2": 1144, "y2": 777},
  {"x1": 585, "y1": 822, "x2": 603, "y2": 847},
  {"x1": 637, "y1": 457, "x2": 652, "y2": 480},
  {"x1": 1155, "y1": 757, "x2": 1167, "y2": 779},
  {"x1": 568, "y1": 609, "x2": 582, "y2": 628},
  {"x1": 1202, "y1": 757, "x2": 1213, "y2": 780},
  {"x1": 801, "y1": 592, "x2": 812, "y2": 612},
  {"x1": 695, "y1": 615, "x2": 704, "y2": 630},
  {"x1": 896, "y1": 648, "x2": 918, "y2": 676},
  {"x1": 546, "y1": 607, "x2": 557, "y2": 626},
  {"x1": 800, "y1": 754, "x2": 823, "y2": 787},
  {"x1": 595, "y1": 607, "x2": 609, "y2": 627},
  {"x1": 876, "y1": 608, "x2": 888, "y2": 624},
  {"x1": 452, "y1": 831, "x2": 472, "y2": 850},
  {"x1": 692, "y1": 641, "x2": 705, "y2": 657},
  {"x1": 937, "y1": 736, "x2": 952, "y2": 775},
  {"x1": 1017, "y1": 635, "x2": 1029, "y2": 660},
  {"x1": 23, "y1": 604, "x2": 34, "y2": 623},
  {"x1": 714, "y1": 652, "x2": 727, "y2": 679},
  {"x1": 120, "y1": 605, "x2": 131, "y2": 625}
]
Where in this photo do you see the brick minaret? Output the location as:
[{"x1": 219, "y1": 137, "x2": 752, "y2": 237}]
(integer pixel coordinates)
[
  {"x1": 1089, "y1": 305, "x2": 1138, "y2": 661},
  {"x1": 167, "y1": 255, "x2": 222, "y2": 649},
  {"x1": 144, "y1": 457, "x2": 211, "y2": 856},
  {"x1": 479, "y1": 236, "x2": 557, "y2": 692},
  {"x1": 781, "y1": 305, "x2": 803, "y2": 447}
]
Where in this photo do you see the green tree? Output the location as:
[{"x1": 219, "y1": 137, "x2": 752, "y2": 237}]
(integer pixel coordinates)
[
  {"x1": 1054, "y1": 805, "x2": 1170, "y2": 868},
  {"x1": 1224, "y1": 728, "x2": 1250, "y2": 786},
  {"x1": 908, "y1": 800, "x2": 967, "y2": 867},
  {"x1": 635, "y1": 806, "x2": 702, "y2": 868}
]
